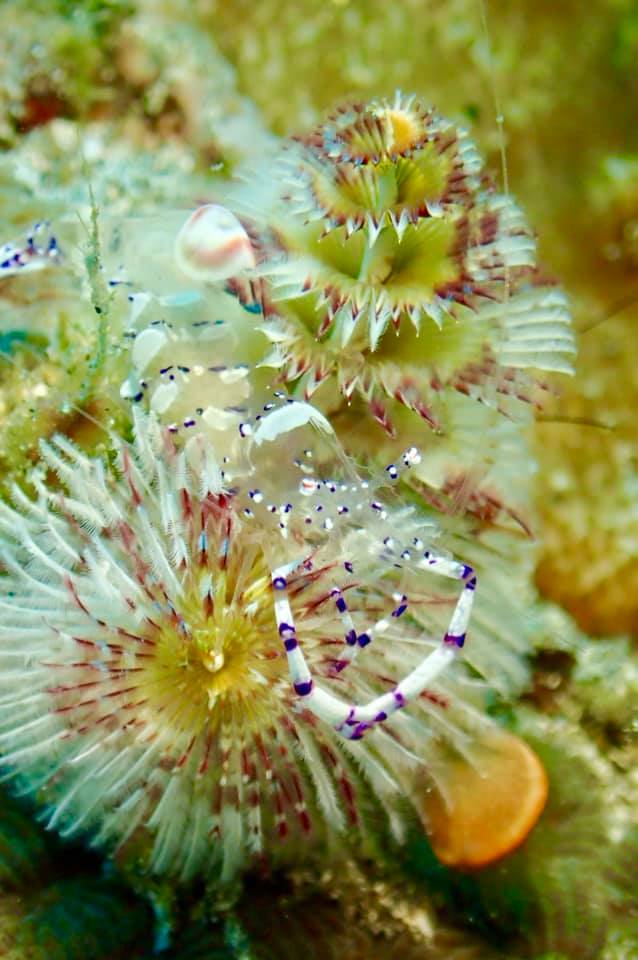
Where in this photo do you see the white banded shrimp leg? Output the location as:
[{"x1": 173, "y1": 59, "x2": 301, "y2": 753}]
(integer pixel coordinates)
[
  {"x1": 271, "y1": 555, "x2": 477, "y2": 741},
  {"x1": 1, "y1": 220, "x2": 62, "y2": 278},
  {"x1": 328, "y1": 583, "x2": 410, "y2": 675}
]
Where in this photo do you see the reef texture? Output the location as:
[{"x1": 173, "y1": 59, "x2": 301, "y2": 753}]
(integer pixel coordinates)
[{"x1": 0, "y1": 1, "x2": 636, "y2": 959}]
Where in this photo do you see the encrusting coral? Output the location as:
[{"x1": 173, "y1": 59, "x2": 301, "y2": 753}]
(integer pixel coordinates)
[
  {"x1": 0, "y1": 786, "x2": 153, "y2": 960},
  {"x1": 1, "y1": 2, "x2": 635, "y2": 956},
  {"x1": 0, "y1": 876, "x2": 151, "y2": 960}
]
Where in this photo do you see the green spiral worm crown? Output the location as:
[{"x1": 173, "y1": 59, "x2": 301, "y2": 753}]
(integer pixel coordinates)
[{"x1": 246, "y1": 93, "x2": 574, "y2": 439}]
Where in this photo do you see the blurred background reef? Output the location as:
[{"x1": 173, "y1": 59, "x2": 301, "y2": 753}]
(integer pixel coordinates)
[{"x1": 0, "y1": 1, "x2": 637, "y2": 958}]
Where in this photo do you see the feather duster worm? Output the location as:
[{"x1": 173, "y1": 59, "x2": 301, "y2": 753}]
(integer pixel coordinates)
[{"x1": 0, "y1": 401, "x2": 544, "y2": 885}]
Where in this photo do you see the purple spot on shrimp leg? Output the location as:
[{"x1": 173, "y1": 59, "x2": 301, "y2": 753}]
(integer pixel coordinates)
[{"x1": 444, "y1": 632, "x2": 466, "y2": 648}]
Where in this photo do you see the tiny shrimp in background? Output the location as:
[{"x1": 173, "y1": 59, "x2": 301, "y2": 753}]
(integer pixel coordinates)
[{"x1": 0, "y1": 221, "x2": 62, "y2": 278}]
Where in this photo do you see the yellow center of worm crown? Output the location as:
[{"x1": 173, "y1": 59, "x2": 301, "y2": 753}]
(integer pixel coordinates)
[{"x1": 140, "y1": 560, "x2": 284, "y2": 739}]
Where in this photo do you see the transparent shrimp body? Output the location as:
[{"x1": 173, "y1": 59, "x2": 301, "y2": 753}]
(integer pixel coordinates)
[{"x1": 234, "y1": 421, "x2": 477, "y2": 742}]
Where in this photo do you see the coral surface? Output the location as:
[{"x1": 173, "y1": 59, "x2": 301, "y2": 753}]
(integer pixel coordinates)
[{"x1": 0, "y1": 1, "x2": 635, "y2": 959}]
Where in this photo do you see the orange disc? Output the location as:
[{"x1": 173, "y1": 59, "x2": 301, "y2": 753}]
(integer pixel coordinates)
[{"x1": 419, "y1": 728, "x2": 549, "y2": 869}]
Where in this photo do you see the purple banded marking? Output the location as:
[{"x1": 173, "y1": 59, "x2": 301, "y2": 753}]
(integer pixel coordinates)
[
  {"x1": 273, "y1": 577, "x2": 287, "y2": 590},
  {"x1": 333, "y1": 659, "x2": 348, "y2": 673},
  {"x1": 336, "y1": 596, "x2": 347, "y2": 613},
  {"x1": 284, "y1": 637, "x2": 298, "y2": 652},
  {"x1": 350, "y1": 722, "x2": 371, "y2": 740},
  {"x1": 344, "y1": 561, "x2": 354, "y2": 573},
  {"x1": 391, "y1": 603, "x2": 407, "y2": 618},
  {"x1": 374, "y1": 711, "x2": 387, "y2": 722},
  {"x1": 294, "y1": 680, "x2": 313, "y2": 697},
  {"x1": 345, "y1": 629, "x2": 357, "y2": 646},
  {"x1": 444, "y1": 632, "x2": 466, "y2": 648},
  {"x1": 462, "y1": 564, "x2": 477, "y2": 589},
  {"x1": 394, "y1": 690, "x2": 406, "y2": 707},
  {"x1": 357, "y1": 633, "x2": 371, "y2": 647},
  {"x1": 278, "y1": 622, "x2": 295, "y2": 637}
]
